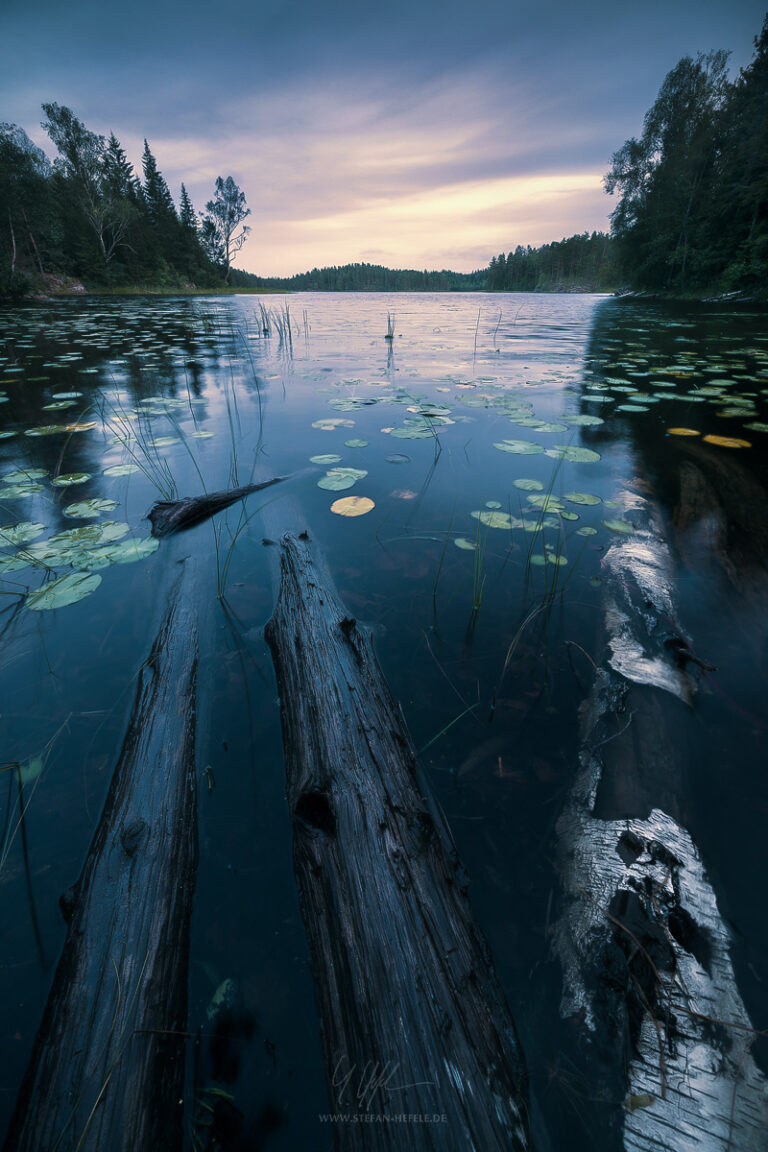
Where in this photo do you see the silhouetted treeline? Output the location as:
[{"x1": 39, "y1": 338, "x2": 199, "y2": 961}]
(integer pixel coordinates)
[
  {"x1": 606, "y1": 14, "x2": 768, "y2": 296},
  {"x1": 486, "y1": 232, "x2": 617, "y2": 291},
  {"x1": 236, "y1": 262, "x2": 487, "y2": 292},
  {"x1": 1, "y1": 105, "x2": 244, "y2": 298}
]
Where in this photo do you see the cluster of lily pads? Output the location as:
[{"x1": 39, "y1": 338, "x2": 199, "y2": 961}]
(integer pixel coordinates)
[{"x1": 582, "y1": 312, "x2": 768, "y2": 449}]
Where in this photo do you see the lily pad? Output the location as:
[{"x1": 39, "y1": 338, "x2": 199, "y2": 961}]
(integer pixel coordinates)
[
  {"x1": 513, "y1": 478, "x2": 544, "y2": 491},
  {"x1": 330, "y1": 496, "x2": 375, "y2": 517},
  {"x1": 603, "y1": 518, "x2": 635, "y2": 534},
  {"x1": 52, "y1": 472, "x2": 91, "y2": 487},
  {"x1": 493, "y1": 439, "x2": 544, "y2": 455},
  {"x1": 564, "y1": 491, "x2": 601, "y2": 506},
  {"x1": 386, "y1": 454, "x2": 410, "y2": 464},
  {"x1": 576, "y1": 526, "x2": 598, "y2": 536},
  {"x1": 63, "y1": 498, "x2": 119, "y2": 519},
  {"x1": 470, "y1": 510, "x2": 515, "y2": 529},
  {"x1": 0, "y1": 522, "x2": 46, "y2": 546},
  {"x1": 563, "y1": 414, "x2": 605, "y2": 426},
  {"x1": 309, "y1": 454, "x2": 342, "y2": 464},
  {"x1": 26, "y1": 571, "x2": 102, "y2": 611},
  {"x1": 544, "y1": 445, "x2": 601, "y2": 463},
  {"x1": 317, "y1": 467, "x2": 368, "y2": 492},
  {"x1": 4, "y1": 468, "x2": 47, "y2": 483},
  {"x1": 527, "y1": 495, "x2": 565, "y2": 512},
  {"x1": 1, "y1": 483, "x2": 44, "y2": 498},
  {"x1": 702, "y1": 434, "x2": 751, "y2": 448},
  {"x1": 667, "y1": 428, "x2": 700, "y2": 437},
  {"x1": 454, "y1": 537, "x2": 478, "y2": 550},
  {"x1": 344, "y1": 439, "x2": 368, "y2": 448},
  {"x1": 69, "y1": 536, "x2": 160, "y2": 570}
]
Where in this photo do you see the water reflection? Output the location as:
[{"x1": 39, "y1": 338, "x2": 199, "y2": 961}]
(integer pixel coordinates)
[{"x1": 0, "y1": 293, "x2": 765, "y2": 1151}]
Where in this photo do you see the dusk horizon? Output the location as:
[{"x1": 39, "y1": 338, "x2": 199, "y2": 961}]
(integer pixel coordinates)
[{"x1": 2, "y1": 1, "x2": 765, "y2": 276}]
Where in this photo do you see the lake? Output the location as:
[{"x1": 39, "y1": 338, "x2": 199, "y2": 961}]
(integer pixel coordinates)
[{"x1": 1, "y1": 291, "x2": 767, "y2": 1151}]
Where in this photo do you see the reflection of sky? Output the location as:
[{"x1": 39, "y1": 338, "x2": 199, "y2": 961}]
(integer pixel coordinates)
[{"x1": 2, "y1": 2, "x2": 764, "y2": 275}]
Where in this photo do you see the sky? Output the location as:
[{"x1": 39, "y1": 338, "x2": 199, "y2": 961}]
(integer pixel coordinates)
[{"x1": 1, "y1": 1, "x2": 765, "y2": 276}]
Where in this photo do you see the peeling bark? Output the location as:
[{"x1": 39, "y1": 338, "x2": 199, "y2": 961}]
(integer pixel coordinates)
[
  {"x1": 3, "y1": 566, "x2": 198, "y2": 1152},
  {"x1": 552, "y1": 493, "x2": 767, "y2": 1150},
  {"x1": 265, "y1": 532, "x2": 530, "y2": 1152}
]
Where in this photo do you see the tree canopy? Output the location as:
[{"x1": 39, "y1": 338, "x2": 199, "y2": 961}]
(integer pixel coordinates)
[
  {"x1": 605, "y1": 15, "x2": 768, "y2": 295},
  {"x1": 0, "y1": 105, "x2": 249, "y2": 296}
]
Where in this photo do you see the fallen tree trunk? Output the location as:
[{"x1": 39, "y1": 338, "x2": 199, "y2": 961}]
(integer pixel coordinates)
[
  {"x1": 552, "y1": 489, "x2": 767, "y2": 1150},
  {"x1": 149, "y1": 477, "x2": 288, "y2": 537},
  {"x1": 3, "y1": 565, "x2": 199, "y2": 1152},
  {"x1": 265, "y1": 532, "x2": 530, "y2": 1152}
]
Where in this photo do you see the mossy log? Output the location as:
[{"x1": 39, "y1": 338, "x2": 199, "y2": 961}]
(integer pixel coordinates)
[
  {"x1": 552, "y1": 490, "x2": 767, "y2": 1150},
  {"x1": 149, "y1": 477, "x2": 288, "y2": 537},
  {"x1": 265, "y1": 532, "x2": 530, "y2": 1152},
  {"x1": 3, "y1": 566, "x2": 198, "y2": 1152}
]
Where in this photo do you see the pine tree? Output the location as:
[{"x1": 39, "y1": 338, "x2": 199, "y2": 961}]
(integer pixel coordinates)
[
  {"x1": 179, "y1": 183, "x2": 196, "y2": 231},
  {"x1": 142, "y1": 140, "x2": 177, "y2": 224}
]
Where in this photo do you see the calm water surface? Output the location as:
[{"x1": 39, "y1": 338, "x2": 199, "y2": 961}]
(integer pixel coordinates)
[{"x1": 1, "y1": 292, "x2": 766, "y2": 1150}]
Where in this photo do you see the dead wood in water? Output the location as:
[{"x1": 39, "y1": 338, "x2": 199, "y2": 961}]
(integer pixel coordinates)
[
  {"x1": 3, "y1": 567, "x2": 198, "y2": 1152},
  {"x1": 552, "y1": 491, "x2": 767, "y2": 1151},
  {"x1": 148, "y1": 476, "x2": 288, "y2": 537},
  {"x1": 265, "y1": 532, "x2": 530, "y2": 1152}
]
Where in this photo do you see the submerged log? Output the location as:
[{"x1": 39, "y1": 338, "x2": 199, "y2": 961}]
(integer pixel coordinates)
[
  {"x1": 265, "y1": 532, "x2": 530, "y2": 1152},
  {"x1": 149, "y1": 476, "x2": 288, "y2": 537},
  {"x1": 552, "y1": 490, "x2": 767, "y2": 1150},
  {"x1": 4, "y1": 566, "x2": 198, "y2": 1152}
]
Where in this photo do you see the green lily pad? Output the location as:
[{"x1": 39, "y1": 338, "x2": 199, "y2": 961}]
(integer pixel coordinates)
[
  {"x1": 317, "y1": 467, "x2": 368, "y2": 492},
  {"x1": 68, "y1": 536, "x2": 160, "y2": 570},
  {"x1": 1, "y1": 483, "x2": 44, "y2": 498},
  {"x1": 52, "y1": 473, "x2": 91, "y2": 487},
  {"x1": 493, "y1": 439, "x2": 544, "y2": 455},
  {"x1": 63, "y1": 498, "x2": 119, "y2": 519},
  {"x1": 563, "y1": 414, "x2": 605, "y2": 426},
  {"x1": 24, "y1": 424, "x2": 72, "y2": 437},
  {"x1": 310, "y1": 454, "x2": 342, "y2": 464},
  {"x1": 454, "y1": 537, "x2": 478, "y2": 550},
  {"x1": 527, "y1": 495, "x2": 565, "y2": 512},
  {"x1": 513, "y1": 478, "x2": 544, "y2": 491},
  {"x1": 149, "y1": 436, "x2": 179, "y2": 448},
  {"x1": 603, "y1": 518, "x2": 635, "y2": 534},
  {"x1": 344, "y1": 439, "x2": 368, "y2": 448},
  {"x1": 576, "y1": 526, "x2": 598, "y2": 536},
  {"x1": 564, "y1": 491, "x2": 601, "y2": 506},
  {"x1": 4, "y1": 468, "x2": 47, "y2": 483},
  {"x1": 544, "y1": 446, "x2": 601, "y2": 463},
  {"x1": 0, "y1": 522, "x2": 46, "y2": 546},
  {"x1": 561, "y1": 511, "x2": 579, "y2": 521},
  {"x1": 26, "y1": 571, "x2": 102, "y2": 611},
  {"x1": 485, "y1": 500, "x2": 502, "y2": 509},
  {"x1": 470, "y1": 510, "x2": 515, "y2": 529}
]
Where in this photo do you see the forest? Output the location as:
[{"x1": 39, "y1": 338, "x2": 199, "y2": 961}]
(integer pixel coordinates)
[
  {"x1": 1, "y1": 12, "x2": 766, "y2": 299},
  {"x1": 0, "y1": 105, "x2": 247, "y2": 298},
  {"x1": 605, "y1": 14, "x2": 767, "y2": 295}
]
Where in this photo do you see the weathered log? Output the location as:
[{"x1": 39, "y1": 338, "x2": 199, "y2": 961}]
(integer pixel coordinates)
[
  {"x1": 149, "y1": 477, "x2": 288, "y2": 537},
  {"x1": 3, "y1": 566, "x2": 198, "y2": 1152},
  {"x1": 552, "y1": 489, "x2": 767, "y2": 1150},
  {"x1": 265, "y1": 532, "x2": 530, "y2": 1152}
]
